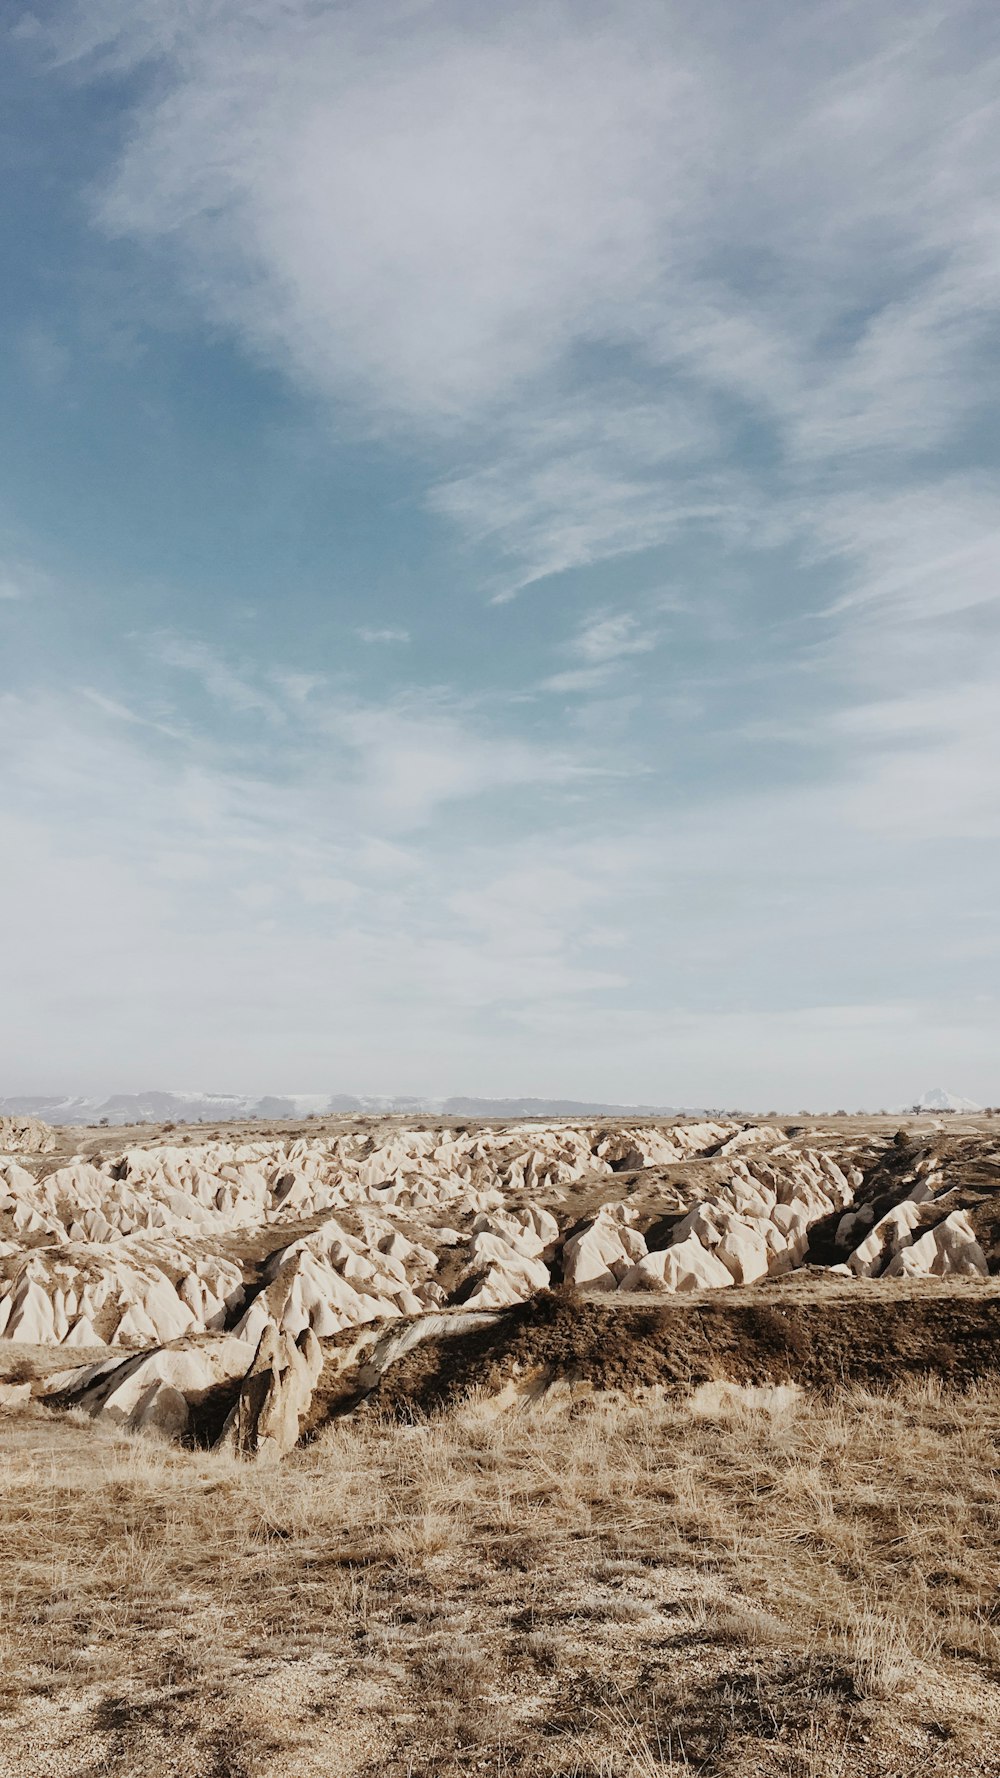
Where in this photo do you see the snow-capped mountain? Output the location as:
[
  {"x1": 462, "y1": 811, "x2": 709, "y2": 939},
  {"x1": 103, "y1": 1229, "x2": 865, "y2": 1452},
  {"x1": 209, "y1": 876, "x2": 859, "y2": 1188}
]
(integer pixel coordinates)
[
  {"x1": 0, "y1": 1090, "x2": 690, "y2": 1127},
  {"x1": 911, "y1": 1087, "x2": 983, "y2": 1113}
]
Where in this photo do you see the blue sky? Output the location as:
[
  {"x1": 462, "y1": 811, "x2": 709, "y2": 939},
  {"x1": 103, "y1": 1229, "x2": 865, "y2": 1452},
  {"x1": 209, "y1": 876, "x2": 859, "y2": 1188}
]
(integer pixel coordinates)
[{"x1": 2, "y1": 0, "x2": 999, "y2": 1105}]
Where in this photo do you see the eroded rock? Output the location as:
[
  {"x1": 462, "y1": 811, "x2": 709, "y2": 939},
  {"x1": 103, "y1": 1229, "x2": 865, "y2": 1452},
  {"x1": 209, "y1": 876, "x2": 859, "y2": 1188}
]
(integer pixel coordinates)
[
  {"x1": 6, "y1": 1115, "x2": 1000, "y2": 1456},
  {"x1": 218, "y1": 1324, "x2": 323, "y2": 1460}
]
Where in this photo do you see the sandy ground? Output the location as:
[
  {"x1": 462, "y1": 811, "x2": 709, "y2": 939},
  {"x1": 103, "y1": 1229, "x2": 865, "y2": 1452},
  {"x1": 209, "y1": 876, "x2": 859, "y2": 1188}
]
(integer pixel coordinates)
[{"x1": 2, "y1": 1375, "x2": 1000, "y2": 1776}]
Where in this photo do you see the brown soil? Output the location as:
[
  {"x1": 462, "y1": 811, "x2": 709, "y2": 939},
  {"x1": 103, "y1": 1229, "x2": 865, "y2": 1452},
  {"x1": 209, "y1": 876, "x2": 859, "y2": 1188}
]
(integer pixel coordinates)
[{"x1": 350, "y1": 1279, "x2": 1000, "y2": 1421}]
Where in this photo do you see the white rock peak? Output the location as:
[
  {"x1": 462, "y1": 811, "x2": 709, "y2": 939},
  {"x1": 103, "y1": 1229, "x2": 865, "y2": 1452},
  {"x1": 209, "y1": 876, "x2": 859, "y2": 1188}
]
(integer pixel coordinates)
[{"x1": 1, "y1": 1112, "x2": 993, "y2": 1455}]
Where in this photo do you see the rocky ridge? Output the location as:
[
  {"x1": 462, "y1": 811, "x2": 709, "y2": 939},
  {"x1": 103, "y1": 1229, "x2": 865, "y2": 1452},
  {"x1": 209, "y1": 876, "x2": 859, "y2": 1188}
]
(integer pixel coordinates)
[{"x1": 3, "y1": 1113, "x2": 998, "y2": 1456}]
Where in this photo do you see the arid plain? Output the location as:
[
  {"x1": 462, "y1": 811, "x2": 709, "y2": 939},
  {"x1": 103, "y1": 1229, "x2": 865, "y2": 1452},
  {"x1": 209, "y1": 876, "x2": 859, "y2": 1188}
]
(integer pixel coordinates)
[{"x1": 2, "y1": 1109, "x2": 1000, "y2": 1775}]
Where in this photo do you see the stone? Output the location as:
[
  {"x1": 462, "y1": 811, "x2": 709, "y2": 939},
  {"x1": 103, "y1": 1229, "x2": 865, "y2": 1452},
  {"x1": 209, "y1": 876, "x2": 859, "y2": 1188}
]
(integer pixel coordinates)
[
  {"x1": 46, "y1": 1339, "x2": 253, "y2": 1439},
  {"x1": 883, "y1": 1211, "x2": 988, "y2": 1279},
  {"x1": 0, "y1": 1116, "x2": 55, "y2": 1155},
  {"x1": 714, "y1": 1221, "x2": 770, "y2": 1285},
  {"x1": 618, "y1": 1238, "x2": 735, "y2": 1293},
  {"x1": 849, "y1": 1201, "x2": 926, "y2": 1277},
  {"x1": 562, "y1": 1207, "x2": 646, "y2": 1292},
  {"x1": 218, "y1": 1324, "x2": 323, "y2": 1460},
  {"x1": 10, "y1": 1113, "x2": 993, "y2": 1454}
]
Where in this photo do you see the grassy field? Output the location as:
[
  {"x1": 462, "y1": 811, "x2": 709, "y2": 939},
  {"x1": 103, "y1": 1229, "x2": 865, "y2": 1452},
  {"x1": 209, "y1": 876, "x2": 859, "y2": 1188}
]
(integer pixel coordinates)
[{"x1": 1, "y1": 1378, "x2": 1000, "y2": 1776}]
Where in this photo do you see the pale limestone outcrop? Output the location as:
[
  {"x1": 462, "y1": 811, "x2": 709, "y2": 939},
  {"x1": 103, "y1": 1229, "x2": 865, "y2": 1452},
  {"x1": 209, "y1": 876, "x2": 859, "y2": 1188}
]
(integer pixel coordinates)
[
  {"x1": 0, "y1": 1244, "x2": 243, "y2": 1348},
  {"x1": 0, "y1": 1116, "x2": 55, "y2": 1155},
  {"x1": 46, "y1": 1337, "x2": 254, "y2": 1439},
  {"x1": 458, "y1": 1204, "x2": 560, "y2": 1308},
  {"x1": 882, "y1": 1210, "x2": 988, "y2": 1279},
  {"x1": 0, "y1": 1121, "x2": 738, "y2": 1255},
  {"x1": 46, "y1": 1326, "x2": 324, "y2": 1455},
  {"x1": 462, "y1": 1248, "x2": 550, "y2": 1309},
  {"x1": 618, "y1": 1236, "x2": 735, "y2": 1293},
  {"x1": 2, "y1": 1121, "x2": 740, "y2": 1350},
  {"x1": 18, "y1": 1116, "x2": 1000, "y2": 1458},
  {"x1": 0, "y1": 1160, "x2": 36, "y2": 1195},
  {"x1": 615, "y1": 1146, "x2": 857, "y2": 1297},
  {"x1": 848, "y1": 1200, "x2": 927, "y2": 1277},
  {"x1": 5, "y1": 1117, "x2": 994, "y2": 1408},
  {"x1": 218, "y1": 1324, "x2": 323, "y2": 1460},
  {"x1": 562, "y1": 1204, "x2": 647, "y2": 1291},
  {"x1": 714, "y1": 1219, "x2": 771, "y2": 1285},
  {"x1": 0, "y1": 1118, "x2": 896, "y2": 1350}
]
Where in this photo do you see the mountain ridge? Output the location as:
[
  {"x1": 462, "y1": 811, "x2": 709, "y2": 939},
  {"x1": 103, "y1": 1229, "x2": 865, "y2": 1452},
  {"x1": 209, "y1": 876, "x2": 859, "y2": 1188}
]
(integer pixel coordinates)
[
  {"x1": 1, "y1": 1085, "x2": 986, "y2": 1127},
  {"x1": 0, "y1": 1089, "x2": 697, "y2": 1127}
]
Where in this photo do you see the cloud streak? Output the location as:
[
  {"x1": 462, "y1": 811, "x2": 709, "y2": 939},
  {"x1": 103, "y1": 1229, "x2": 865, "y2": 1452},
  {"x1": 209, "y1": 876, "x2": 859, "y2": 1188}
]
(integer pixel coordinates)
[
  {"x1": 55, "y1": 0, "x2": 1000, "y2": 612},
  {"x1": 2, "y1": 631, "x2": 997, "y2": 1101},
  {"x1": 4, "y1": 1, "x2": 997, "y2": 1101}
]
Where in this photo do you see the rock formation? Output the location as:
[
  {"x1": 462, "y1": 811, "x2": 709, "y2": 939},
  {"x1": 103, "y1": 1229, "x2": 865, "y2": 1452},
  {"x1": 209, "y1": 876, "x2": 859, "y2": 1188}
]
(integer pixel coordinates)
[
  {"x1": 218, "y1": 1323, "x2": 323, "y2": 1460},
  {"x1": 0, "y1": 1111, "x2": 995, "y2": 1456},
  {"x1": 0, "y1": 1116, "x2": 56, "y2": 1155}
]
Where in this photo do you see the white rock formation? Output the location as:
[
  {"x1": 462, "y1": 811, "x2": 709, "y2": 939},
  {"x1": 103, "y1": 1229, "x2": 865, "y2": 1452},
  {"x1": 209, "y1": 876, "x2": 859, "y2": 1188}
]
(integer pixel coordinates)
[
  {"x1": 2, "y1": 1121, "x2": 747, "y2": 1349},
  {"x1": 47, "y1": 1338, "x2": 254, "y2": 1439},
  {"x1": 4, "y1": 1115, "x2": 996, "y2": 1461},
  {"x1": 0, "y1": 1116, "x2": 56, "y2": 1155},
  {"x1": 848, "y1": 1201, "x2": 927, "y2": 1277},
  {"x1": 219, "y1": 1324, "x2": 324, "y2": 1461},
  {"x1": 562, "y1": 1204, "x2": 647, "y2": 1291},
  {"x1": 882, "y1": 1211, "x2": 988, "y2": 1279},
  {"x1": 619, "y1": 1238, "x2": 735, "y2": 1293}
]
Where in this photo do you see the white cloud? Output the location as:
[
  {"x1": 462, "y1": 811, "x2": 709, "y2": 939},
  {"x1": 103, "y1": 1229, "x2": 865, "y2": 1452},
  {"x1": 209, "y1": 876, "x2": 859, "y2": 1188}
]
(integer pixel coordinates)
[
  {"x1": 0, "y1": 668, "x2": 632, "y2": 1089},
  {"x1": 357, "y1": 626, "x2": 411, "y2": 644},
  {"x1": 9, "y1": 1, "x2": 999, "y2": 1100},
  {"x1": 540, "y1": 609, "x2": 660, "y2": 694},
  {"x1": 77, "y1": 4, "x2": 699, "y2": 420},
  {"x1": 572, "y1": 613, "x2": 657, "y2": 665},
  {"x1": 540, "y1": 666, "x2": 618, "y2": 696},
  {"x1": 310, "y1": 692, "x2": 598, "y2": 829},
  {"x1": 3, "y1": 662, "x2": 996, "y2": 1101},
  {"x1": 81, "y1": 686, "x2": 187, "y2": 741},
  {"x1": 56, "y1": 0, "x2": 1000, "y2": 609},
  {"x1": 142, "y1": 638, "x2": 605, "y2": 831},
  {"x1": 0, "y1": 556, "x2": 49, "y2": 601},
  {"x1": 151, "y1": 634, "x2": 287, "y2": 722},
  {"x1": 831, "y1": 676, "x2": 1000, "y2": 841},
  {"x1": 273, "y1": 671, "x2": 325, "y2": 702},
  {"x1": 18, "y1": 322, "x2": 70, "y2": 392},
  {"x1": 816, "y1": 484, "x2": 1000, "y2": 620}
]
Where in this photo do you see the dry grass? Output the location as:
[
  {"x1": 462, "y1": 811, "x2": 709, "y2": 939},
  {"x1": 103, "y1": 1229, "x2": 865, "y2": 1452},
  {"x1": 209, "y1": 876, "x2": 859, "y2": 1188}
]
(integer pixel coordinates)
[{"x1": 1, "y1": 1380, "x2": 1000, "y2": 1775}]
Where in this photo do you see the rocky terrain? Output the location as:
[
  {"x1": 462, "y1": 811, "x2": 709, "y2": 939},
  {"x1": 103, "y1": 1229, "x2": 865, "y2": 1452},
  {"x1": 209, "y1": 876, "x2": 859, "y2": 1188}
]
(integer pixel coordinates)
[
  {"x1": 4, "y1": 1109, "x2": 1000, "y2": 1776},
  {"x1": 2, "y1": 1109, "x2": 999, "y2": 1456}
]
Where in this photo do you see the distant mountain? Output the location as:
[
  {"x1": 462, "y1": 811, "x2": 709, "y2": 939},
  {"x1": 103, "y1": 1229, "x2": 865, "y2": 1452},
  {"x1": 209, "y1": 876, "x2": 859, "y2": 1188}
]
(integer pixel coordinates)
[
  {"x1": 0, "y1": 1090, "x2": 696, "y2": 1128},
  {"x1": 0, "y1": 1091, "x2": 329, "y2": 1128},
  {"x1": 441, "y1": 1097, "x2": 679, "y2": 1118},
  {"x1": 911, "y1": 1087, "x2": 983, "y2": 1113}
]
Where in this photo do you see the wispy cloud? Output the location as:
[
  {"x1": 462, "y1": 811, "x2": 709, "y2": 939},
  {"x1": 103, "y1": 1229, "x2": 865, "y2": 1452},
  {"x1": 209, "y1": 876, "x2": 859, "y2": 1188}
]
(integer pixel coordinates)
[
  {"x1": 144, "y1": 636, "x2": 604, "y2": 831},
  {"x1": 571, "y1": 613, "x2": 657, "y2": 665},
  {"x1": 357, "y1": 626, "x2": 411, "y2": 644},
  {"x1": 151, "y1": 634, "x2": 287, "y2": 722},
  {"x1": 540, "y1": 609, "x2": 659, "y2": 694},
  {"x1": 6, "y1": 1, "x2": 999, "y2": 1102},
  {"x1": 55, "y1": 0, "x2": 1000, "y2": 613},
  {"x1": 0, "y1": 558, "x2": 48, "y2": 600},
  {"x1": 3, "y1": 644, "x2": 997, "y2": 1100},
  {"x1": 81, "y1": 686, "x2": 187, "y2": 741}
]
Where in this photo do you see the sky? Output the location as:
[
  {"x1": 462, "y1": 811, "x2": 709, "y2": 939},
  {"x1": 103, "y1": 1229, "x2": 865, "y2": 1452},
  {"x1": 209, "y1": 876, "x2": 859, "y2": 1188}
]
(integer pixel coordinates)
[{"x1": 1, "y1": 0, "x2": 999, "y2": 1108}]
